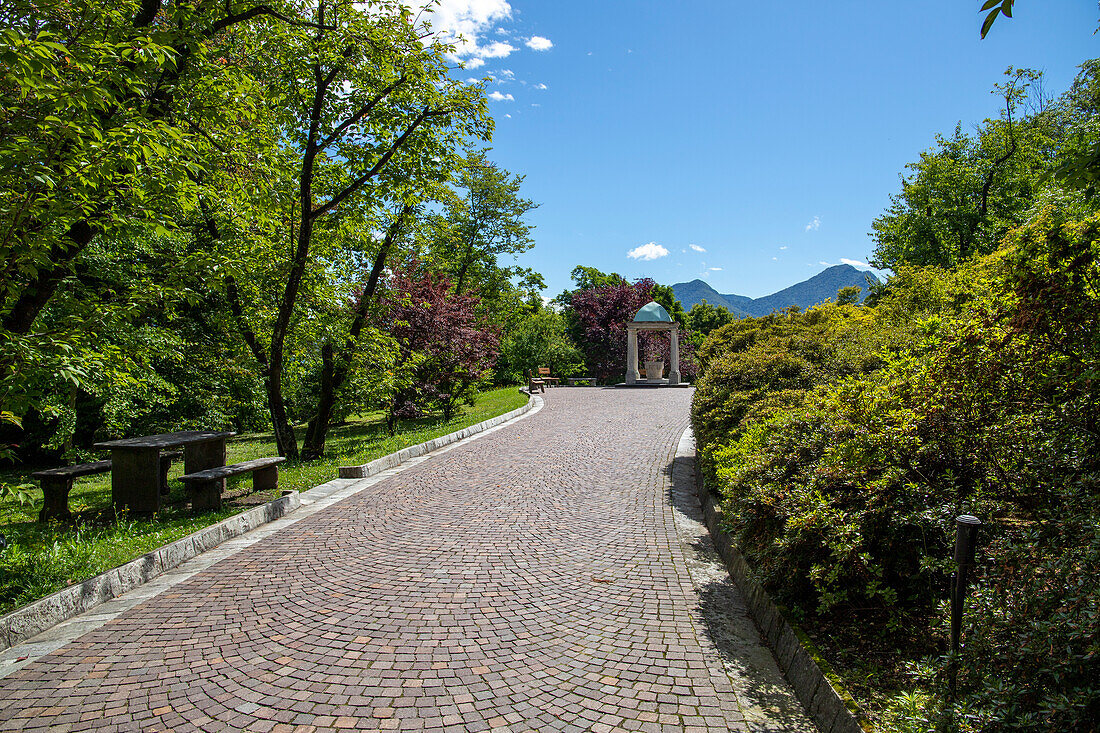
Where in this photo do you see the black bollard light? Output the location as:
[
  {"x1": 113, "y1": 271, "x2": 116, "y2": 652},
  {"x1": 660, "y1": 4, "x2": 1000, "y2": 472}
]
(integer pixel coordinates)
[{"x1": 948, "y1": 514, "x2": 981, "y2": 700}]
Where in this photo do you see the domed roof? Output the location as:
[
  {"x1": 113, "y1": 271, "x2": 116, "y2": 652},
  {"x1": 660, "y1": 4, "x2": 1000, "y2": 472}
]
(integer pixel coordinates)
[{"x1": 633, "y1": 301, "x2": 672, "y2": 322}]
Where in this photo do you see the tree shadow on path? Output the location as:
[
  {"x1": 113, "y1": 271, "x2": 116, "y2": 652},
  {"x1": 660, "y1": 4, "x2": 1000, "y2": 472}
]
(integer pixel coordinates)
[{"x1": 662, "y1": 451, "x2": 819, "y2": 732}]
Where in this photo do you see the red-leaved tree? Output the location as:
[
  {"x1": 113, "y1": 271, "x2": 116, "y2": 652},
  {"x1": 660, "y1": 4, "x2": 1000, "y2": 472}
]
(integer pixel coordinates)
[
  {"x1": 566, "y1": 278, "x2": 655, "y2": 382},
  {"x1": 383, "y1": 263, "x2": 499, "y2": 431}
]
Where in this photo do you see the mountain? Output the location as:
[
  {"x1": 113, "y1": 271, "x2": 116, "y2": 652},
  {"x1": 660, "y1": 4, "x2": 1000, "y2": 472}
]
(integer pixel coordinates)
[{"x1": 672, "y1": 264, "x2": 881, "y2": 317}]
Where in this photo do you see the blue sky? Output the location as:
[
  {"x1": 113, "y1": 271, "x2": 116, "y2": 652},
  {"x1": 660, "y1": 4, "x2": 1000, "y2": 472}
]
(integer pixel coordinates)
[{"x1": 426, "y1": 1, "x2": 1098, "y2": 298}]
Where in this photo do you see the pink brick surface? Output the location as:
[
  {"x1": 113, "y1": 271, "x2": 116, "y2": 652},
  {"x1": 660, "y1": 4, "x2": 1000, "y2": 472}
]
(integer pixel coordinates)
[{"x1": 0, "y1": 389, "x2": 806, "y2": 732}]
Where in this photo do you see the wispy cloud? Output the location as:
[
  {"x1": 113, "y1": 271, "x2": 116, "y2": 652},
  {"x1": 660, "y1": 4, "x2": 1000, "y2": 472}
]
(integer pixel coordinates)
[
  {"x1": 805, "y1": 216, "x2": 821, "y2": 232},
  {"x1": 819, "y1": 260, "x2": 832, "y2": 266},
  {"x1": 488, "y1": 91, "x2": 514, "y2": 102},
  {"x1": 493, "y1": 69, "x2": 515, "y2": 82},
  {"x1": 840, "y1": 258, "x2": 872, "y2": 270},
  {"x1": 689, "y1": 244, "x2": 706, "y2": 253},
  {"x1": 709, "y1": 267, "x2": 722, "y2": 271},
  {"x1": 779, "y1": 245, "x2": 788, "y2": 250},
  {"x1": 534, "y1": 82, "x2": 548, "y2": 90},
  {"x1": 627, "y1": 242, "x2": 669, "y2": 261},
  {"x1": 465, "y1": 57, "x2": 486, "y2": 69},
  {"x1": 526, "y1": 35, "x2": 553, "y2": 51}
]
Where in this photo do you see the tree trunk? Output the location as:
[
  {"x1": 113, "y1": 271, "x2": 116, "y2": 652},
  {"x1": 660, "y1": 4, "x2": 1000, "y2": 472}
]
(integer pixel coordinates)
[
  {"x1": 300, "y1": 205, "x2": 411, "y2": 460},
  {"x1": 263, "y1": 369, "x2": 298, "y2": 461},
  {"x1": 301, "y1": 344, "x2": 336, "y2": 460}
]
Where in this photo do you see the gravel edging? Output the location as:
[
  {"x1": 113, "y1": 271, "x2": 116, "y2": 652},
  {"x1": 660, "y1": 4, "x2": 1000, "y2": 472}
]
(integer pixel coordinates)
[
  {"x1": 690, "y1": 431, "x2": 871, "y2": 733},
  {"x1": 0, "y1": 491, "x2": 301, "y2": 652},
  {"x1": 338, "y1": 393, "x2": 536, "y2": 479}
]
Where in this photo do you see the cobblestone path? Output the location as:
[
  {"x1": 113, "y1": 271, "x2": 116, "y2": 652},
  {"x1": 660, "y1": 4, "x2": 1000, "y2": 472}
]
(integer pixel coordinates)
[{"x1": 0, "y1": 388, "x2": 813, "y2": 732}]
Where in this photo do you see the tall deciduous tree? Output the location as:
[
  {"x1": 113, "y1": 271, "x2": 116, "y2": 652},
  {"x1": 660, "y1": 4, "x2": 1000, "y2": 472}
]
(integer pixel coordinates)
[
  {"x1": 871, "y1": 68, "x2": 1057, "y2": 271},
  {"x1": 0, "y1": 0, "x2": 286, "y2": 335},
  {"x1": 427, "y1": 150, "x2": 537, "y2": 297},
  {"x1": 222, "y1": 0, "x2": 490, "y2": 459}
]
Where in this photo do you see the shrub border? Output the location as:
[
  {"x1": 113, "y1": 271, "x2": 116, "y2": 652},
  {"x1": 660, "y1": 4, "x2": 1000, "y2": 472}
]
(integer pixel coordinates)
[{"x1": 687, "y1": 428, "x2": 872, "y2": 733}]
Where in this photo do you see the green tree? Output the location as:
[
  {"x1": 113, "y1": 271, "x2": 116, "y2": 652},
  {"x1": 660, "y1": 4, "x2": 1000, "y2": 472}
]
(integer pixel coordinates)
[
  {"x1": 427, "y1": 150, "x2": 537, "y2": 297},
  {"x1": 649, "y1": 283, "x2": 687, "y2": 325},
  {"x1": 871, "y1": 68, "x2": 1057, "y2": 271},
  {"x1": 214, "y1": 1, "x2": 490, "y2": 459},
  {"x1": 685, "y1": 300, "x2": 735, "y2": 348}
]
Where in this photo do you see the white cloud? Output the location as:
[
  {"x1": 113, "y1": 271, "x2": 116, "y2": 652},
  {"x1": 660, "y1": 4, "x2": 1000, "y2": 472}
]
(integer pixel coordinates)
[
  {"x1": 464, "y1": 77, "x2": 481, "y2": 84},
  {"x1": 840, "y1": 258, "x2": 872, "y2": 270},
  {"x1": 481, "y1": 40, "x2": 516, "y2": 58},
  {"x1": 689, "y1": 244, "x2": 706, "y2": 253},
  {"x1": 805, "y1": 216, "x2": 821, "y2": 232},
  {"x1": 495, "y1": 69, "x2": 515, "y2": 81},
  {"x1": 534, "y1": 82, "x2": 548, "y2": 90},
  {"x1": 709, "y1": 267, "x2": 722, "y2": 271},
  {"x1": 779, "y1": 245, "x2": 788, "y2": 250},
  {"x1": 772, "y1": 257, "x2": 778, "y2": 261},
  {"x1": 488, "y1": 91, "x2": 514, "y2": 102},
  {"x1": 420, "y1": 1, "x2": 516, "y2": 64},
  {"x1": 526, "y1": 35, "x2": 553, "y2": 51},
  {"x1": 627, "y1": 242, "x2": 669, "y2": 261},
  {"x1": 819, "y1": 260, "x2": 832, "y2": 266}
]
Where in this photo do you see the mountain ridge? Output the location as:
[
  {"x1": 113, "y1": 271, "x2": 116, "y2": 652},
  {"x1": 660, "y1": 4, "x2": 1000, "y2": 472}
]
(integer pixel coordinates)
[{"x1": 672, "y1": 264, "x2": 880, "y2": 317}]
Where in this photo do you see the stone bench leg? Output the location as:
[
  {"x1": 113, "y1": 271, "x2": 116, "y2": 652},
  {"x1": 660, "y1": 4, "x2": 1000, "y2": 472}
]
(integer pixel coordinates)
[
  {"x1": 159, "y1": 454, "x2": 174, "y2": 496},
  {"x1": 253, "y1": 464, "x2": 279, "y2": 493},
  {"x1": 187, "y1": 480, "x2": 222, "y2": 512},
  {"x1": 39, "y1": 478, "x2": 74, "y2": 522}
]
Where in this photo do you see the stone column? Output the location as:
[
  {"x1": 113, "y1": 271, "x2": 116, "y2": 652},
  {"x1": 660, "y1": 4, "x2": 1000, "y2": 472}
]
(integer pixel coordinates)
[
  {"x1": 626, "y1": 326, "x2": 640, "y2": 384},
  {"x1": 669, "y1": 327, "x2": 681, "y2": 385}
]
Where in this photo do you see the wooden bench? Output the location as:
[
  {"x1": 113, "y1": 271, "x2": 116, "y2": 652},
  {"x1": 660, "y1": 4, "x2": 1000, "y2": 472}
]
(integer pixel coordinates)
[
  {"x1": 33, "y1": 451, "x2": 182, "y2": 522},
  {"x1": 526, "y1": 370, "x2": 546, "y2": 394},
  {"x1": 179, "y1": 456, "x2": 286, "y2": 511},
  {"x1": 537, "y1": 367, "x2": 561, "y2": 387}
]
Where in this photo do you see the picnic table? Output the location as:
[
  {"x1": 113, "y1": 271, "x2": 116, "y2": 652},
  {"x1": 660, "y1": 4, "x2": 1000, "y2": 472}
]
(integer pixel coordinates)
[{"x1": 94, "y1": 431, "x2": 235, "y2": 514}]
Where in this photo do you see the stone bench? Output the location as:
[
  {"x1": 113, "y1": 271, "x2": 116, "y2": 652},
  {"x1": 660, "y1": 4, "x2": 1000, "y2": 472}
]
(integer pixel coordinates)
[
  {"x1": 179, "y1": 457, "x2": 286, "y2": 511},
  {"x1": 33, "y1": 452, "x2": 182, "y2": 522}
]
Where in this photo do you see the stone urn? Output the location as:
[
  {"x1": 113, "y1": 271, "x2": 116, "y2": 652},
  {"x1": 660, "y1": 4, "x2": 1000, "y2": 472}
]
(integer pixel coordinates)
[{"x1": 644, "y1": 360, "x2": 664, "y2": 380}]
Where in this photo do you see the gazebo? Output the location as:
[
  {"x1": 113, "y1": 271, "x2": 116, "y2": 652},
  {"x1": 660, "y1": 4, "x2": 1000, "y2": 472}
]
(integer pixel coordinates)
[{"x1": 625, "y1": 301, "x2": 680, "y2": 385}]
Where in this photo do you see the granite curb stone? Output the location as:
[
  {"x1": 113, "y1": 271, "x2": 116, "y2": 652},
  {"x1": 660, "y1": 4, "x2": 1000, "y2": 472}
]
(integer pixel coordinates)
[
  {"x1": 337, "y1": 393, "x2": 535, "y2": 479},
  {"x1": 0, "y1": 490, "x2": 301, "y2": 652},
  {"x1": 690, "y1": 429, "x2": 870, "y2": 733}
]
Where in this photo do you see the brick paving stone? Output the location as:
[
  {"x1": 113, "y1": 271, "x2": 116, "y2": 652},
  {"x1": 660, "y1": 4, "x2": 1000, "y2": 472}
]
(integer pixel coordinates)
[{"x1": 0, "y1": 389, "x2": 814, "y2": 732}]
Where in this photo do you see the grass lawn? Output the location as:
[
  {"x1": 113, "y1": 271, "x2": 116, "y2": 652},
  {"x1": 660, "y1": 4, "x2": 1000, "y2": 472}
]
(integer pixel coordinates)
[{"x1": 0, "y1": 386, "x2": 528, "y2": 616}]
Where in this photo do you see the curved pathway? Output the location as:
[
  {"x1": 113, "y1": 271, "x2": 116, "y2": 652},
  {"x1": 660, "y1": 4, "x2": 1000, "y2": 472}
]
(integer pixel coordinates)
[{"x1": 0, "y1": 388, "x2": 813, "y2": 732}]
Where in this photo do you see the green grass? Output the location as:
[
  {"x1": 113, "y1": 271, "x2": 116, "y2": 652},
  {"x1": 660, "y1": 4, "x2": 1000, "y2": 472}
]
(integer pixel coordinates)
[{"x1": 0, "y1": 387, "x2": 528, "y2": 615}]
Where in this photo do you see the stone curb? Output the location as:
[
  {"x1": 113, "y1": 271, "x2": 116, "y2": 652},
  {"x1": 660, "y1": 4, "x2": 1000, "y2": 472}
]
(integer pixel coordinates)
[
  {"x1": 338, "y1": 393, "x2": 536, "y2": 479},
  {"x1": 0, "y1": 491, "x2": 301, "y2": 653},
  {"x1": 690, "y1": 436, "x2": 871, "y2": 733}
]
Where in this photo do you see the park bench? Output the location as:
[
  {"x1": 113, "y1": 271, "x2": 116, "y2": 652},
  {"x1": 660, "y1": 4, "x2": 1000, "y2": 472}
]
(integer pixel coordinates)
[
  {"x1": 33, "y1": 451, "x2": 182, "y2": 522},
  {"x1": 179, "y1": 456, "x2": 286, "y2": 511},
  {"x1": 527, "y1": 370, "x2": 546, "y2": 394},
  {"x1": 537, "y1": 367, "x2": 561, "y2": 387}
]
